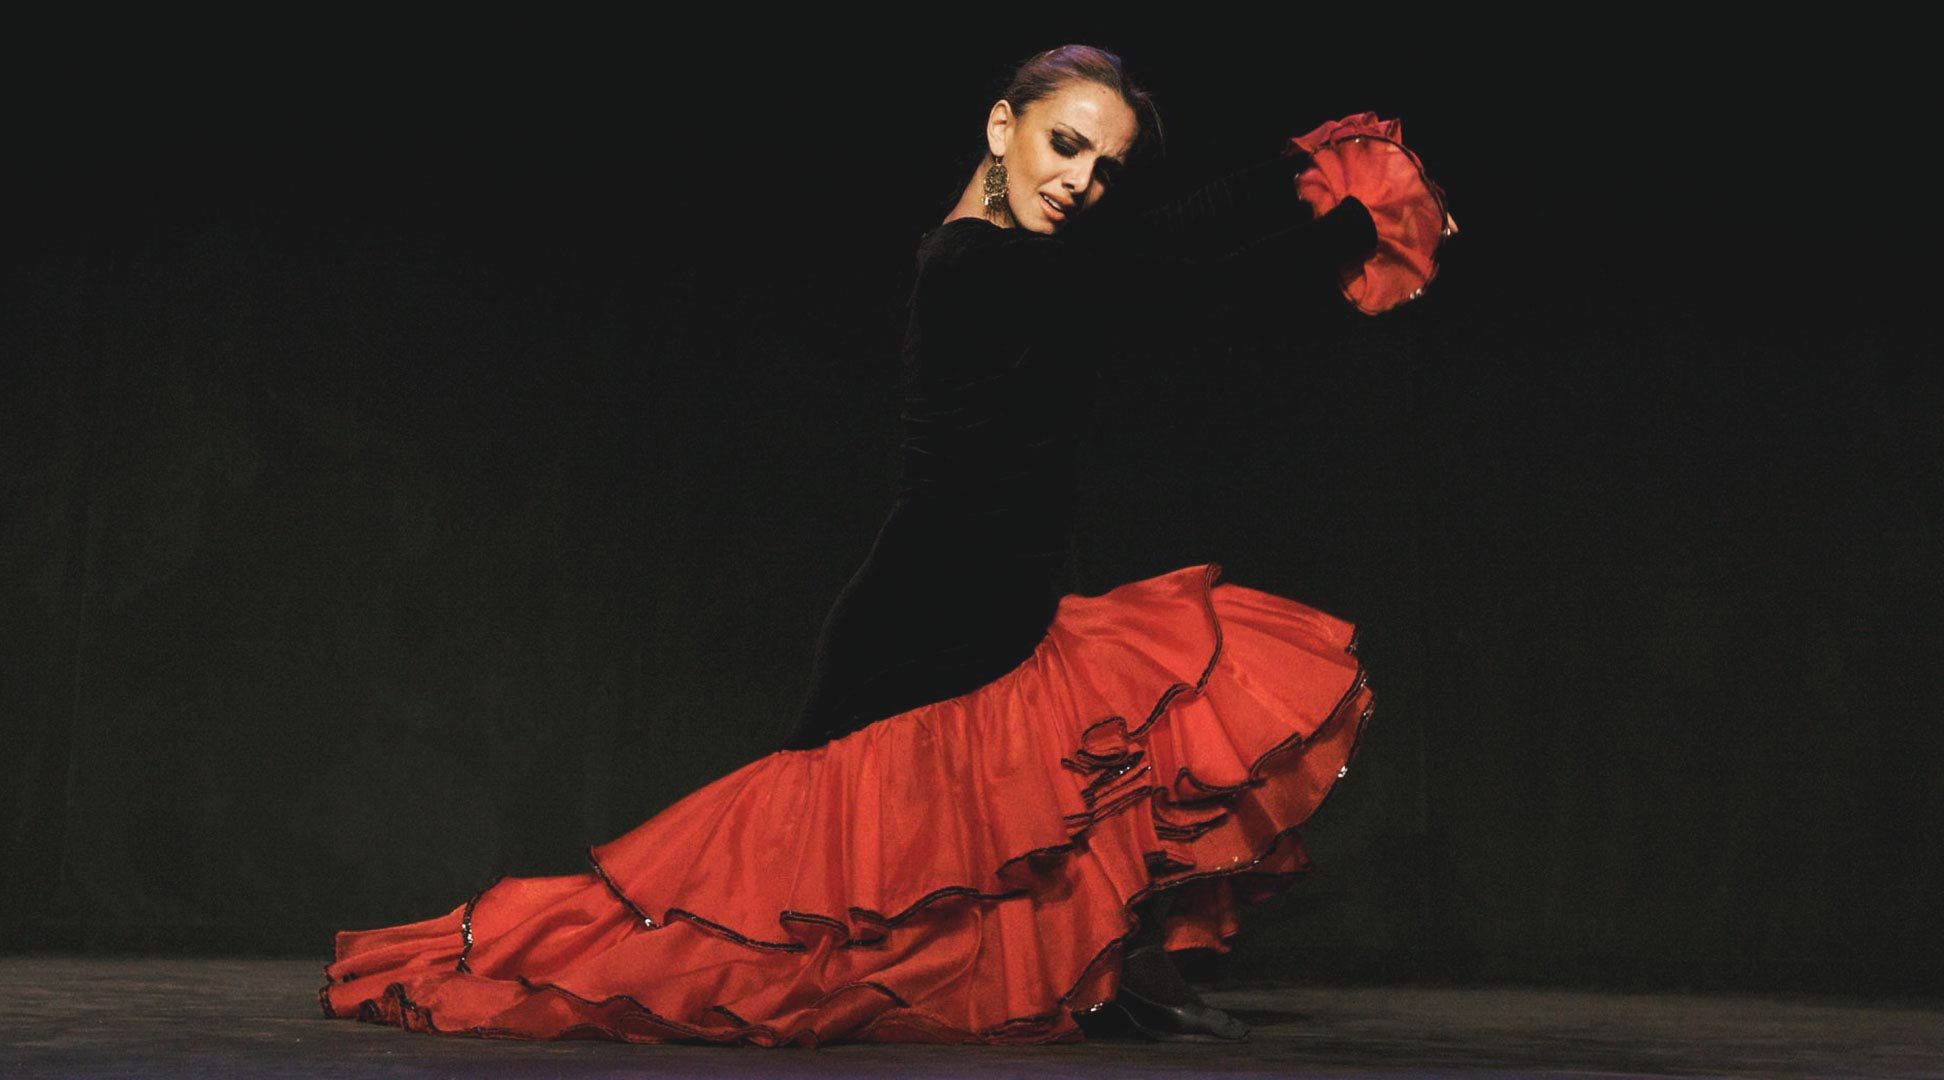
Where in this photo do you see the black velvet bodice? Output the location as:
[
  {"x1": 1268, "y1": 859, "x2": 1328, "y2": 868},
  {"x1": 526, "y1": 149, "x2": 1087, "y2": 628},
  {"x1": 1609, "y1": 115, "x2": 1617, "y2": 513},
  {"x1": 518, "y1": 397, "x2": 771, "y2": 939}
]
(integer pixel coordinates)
[{"x1": 779, "y1": 151, "x2": 1379, "y2": 752}]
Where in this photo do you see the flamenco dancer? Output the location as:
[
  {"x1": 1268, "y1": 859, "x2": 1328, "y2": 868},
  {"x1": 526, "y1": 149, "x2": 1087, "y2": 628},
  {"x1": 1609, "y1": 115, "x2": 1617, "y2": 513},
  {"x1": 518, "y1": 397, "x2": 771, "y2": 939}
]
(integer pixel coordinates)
[{"x1": 320, "y1": 44, "x2": 1455, "y2": 1046}]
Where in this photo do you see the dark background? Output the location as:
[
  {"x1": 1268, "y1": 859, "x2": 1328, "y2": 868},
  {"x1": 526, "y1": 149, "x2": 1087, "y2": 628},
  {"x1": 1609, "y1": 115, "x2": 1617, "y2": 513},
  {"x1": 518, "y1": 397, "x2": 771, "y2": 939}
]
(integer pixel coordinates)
[{"x1": 4, "y1": 30, "x2": 1936, "y2": 998}]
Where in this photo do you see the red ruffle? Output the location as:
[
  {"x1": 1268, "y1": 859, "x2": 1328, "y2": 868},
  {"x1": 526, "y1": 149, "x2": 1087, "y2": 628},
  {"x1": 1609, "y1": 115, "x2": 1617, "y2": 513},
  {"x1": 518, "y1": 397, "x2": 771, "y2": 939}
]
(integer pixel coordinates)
[
  {"x1": 1286, "y1": 111, "x2": 1454, "y2": 316},
  {"x1": 318, "y1": 563, "x2": 1375, "y2": 1046}
]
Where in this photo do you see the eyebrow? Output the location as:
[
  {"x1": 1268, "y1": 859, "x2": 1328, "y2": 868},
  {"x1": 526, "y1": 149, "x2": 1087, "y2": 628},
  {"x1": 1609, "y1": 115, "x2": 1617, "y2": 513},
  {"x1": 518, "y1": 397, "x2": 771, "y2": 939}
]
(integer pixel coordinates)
[{"x1": 1056, "y1": 123, "x2": 1126, "y2": 171}]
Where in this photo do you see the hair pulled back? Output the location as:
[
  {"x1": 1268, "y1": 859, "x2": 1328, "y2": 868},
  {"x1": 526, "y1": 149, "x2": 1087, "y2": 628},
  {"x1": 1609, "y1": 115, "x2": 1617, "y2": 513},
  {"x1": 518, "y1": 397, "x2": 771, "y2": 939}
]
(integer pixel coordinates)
[{"x1": 997, "y1": 44, "x2": 1166, "y2": 168}]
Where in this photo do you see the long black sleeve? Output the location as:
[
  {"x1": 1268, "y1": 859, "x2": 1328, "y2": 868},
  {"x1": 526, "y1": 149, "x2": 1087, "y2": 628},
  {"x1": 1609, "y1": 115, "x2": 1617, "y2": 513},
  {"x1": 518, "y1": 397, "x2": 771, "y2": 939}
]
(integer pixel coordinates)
[
  {"x1": 1063, "y1": 151, "x2": 1379, "y2": 331},
  {"x1": 1101, "y1": 151, "x2": 1341, "y2": 260}
]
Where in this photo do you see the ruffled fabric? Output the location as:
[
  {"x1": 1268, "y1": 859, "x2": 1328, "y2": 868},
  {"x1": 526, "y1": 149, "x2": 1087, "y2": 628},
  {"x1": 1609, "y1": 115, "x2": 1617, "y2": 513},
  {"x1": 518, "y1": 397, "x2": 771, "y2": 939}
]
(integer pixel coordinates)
[
  {"x1": 1285, "y1": 111, "x2": 1454, "y2": 316},
  {"x1": 319, "y1": 563, "x2": 1374, "y2": 1046}
]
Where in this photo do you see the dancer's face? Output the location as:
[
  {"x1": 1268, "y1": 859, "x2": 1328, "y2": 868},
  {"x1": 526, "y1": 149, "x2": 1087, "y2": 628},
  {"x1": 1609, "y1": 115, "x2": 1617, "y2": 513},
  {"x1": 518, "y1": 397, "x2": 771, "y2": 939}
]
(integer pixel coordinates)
[{"x1": 985, "y1": 80, "x2": 1138, "y2": 234}]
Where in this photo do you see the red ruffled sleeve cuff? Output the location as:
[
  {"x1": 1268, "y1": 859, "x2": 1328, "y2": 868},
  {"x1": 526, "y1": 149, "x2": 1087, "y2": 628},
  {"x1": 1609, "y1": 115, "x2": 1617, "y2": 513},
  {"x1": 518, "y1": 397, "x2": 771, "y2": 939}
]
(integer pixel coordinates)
[{"x1": 1284, "y1": 111, "x2": 1454, "y2": 316}]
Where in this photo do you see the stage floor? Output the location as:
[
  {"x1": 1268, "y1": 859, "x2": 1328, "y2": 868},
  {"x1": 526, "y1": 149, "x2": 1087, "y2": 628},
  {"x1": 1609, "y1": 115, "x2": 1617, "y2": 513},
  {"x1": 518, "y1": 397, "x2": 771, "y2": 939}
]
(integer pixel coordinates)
[{"x1": 2, "y1": 957, "x2": 1938, "y2": 1078}]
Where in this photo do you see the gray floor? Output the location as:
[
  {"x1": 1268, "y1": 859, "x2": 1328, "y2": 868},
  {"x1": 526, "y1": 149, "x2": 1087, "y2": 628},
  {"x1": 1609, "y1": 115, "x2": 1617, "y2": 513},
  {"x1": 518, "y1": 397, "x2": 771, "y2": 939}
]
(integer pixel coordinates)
[{"x1": 2, "y1": 957, "x2": 1939, "y2": 1079}]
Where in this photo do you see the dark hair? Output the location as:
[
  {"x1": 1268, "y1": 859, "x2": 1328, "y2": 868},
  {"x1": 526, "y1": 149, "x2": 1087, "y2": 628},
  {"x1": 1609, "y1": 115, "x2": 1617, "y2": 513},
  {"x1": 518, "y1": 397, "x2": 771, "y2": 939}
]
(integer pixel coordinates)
[
  {"x1": 937, "y1": 44, "x2": 1166, "y2": 216},
  {"x1": 997, "y1": 44, "x2": 1166, "y2": 168}
]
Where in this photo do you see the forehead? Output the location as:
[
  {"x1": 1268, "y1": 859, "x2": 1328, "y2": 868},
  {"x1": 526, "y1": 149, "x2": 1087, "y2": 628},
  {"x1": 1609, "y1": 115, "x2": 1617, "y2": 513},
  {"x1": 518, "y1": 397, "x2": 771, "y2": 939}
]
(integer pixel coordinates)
[{"x1": 1033, "y1": 82, "x2": 1138, "y2": 157}]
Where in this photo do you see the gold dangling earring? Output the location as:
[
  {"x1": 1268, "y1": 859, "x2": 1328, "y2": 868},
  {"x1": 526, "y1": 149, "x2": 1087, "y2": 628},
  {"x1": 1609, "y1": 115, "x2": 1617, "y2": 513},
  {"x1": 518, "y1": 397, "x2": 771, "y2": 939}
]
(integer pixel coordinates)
[{"x1": 982, "y1": 155, "x2": 1011, "y2": 222}]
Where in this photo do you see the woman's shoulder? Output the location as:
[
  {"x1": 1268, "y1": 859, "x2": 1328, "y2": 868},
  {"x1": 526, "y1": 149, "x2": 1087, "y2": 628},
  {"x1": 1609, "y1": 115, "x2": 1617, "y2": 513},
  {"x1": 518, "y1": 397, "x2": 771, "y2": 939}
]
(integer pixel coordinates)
[
  {"x1": 922, "y1": 214, "x2": 1047, "y2": 246},
  {"x1": 921, "y1": 215, "x2": 998, "y2": 246},
  {"x1": 917, "y1": 215, "x2": 1069, "y2": 277}
]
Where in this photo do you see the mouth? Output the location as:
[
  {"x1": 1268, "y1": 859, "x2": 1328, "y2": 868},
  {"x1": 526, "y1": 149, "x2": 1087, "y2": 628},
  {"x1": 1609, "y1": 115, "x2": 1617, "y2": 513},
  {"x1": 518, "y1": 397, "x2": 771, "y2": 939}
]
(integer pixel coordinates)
[{"x1": 1040, "y1": 193, "x2": 1070, "y2": 222}]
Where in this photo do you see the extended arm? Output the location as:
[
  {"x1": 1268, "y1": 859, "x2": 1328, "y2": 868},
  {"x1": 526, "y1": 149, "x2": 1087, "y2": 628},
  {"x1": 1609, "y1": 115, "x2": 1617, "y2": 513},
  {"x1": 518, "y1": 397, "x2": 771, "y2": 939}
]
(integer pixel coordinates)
[{"x1": 1064, "y1": 150, "x2": 1379, "y2": 329}]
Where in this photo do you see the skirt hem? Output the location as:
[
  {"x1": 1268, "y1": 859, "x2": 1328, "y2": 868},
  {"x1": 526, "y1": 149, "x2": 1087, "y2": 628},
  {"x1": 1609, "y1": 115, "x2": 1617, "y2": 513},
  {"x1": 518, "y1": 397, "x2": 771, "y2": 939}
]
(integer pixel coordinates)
[{"x1": 319, "y1": 562, "x2": 1375, "y2": 1045}]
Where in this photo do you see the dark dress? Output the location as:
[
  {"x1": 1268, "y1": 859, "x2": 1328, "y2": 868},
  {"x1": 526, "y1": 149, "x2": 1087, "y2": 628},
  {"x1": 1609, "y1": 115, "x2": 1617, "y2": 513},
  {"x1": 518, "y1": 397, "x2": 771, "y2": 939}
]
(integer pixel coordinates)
[
  {"x1": 319, "y1": 150, "x2": 1383, "y2": 1047},
  {"x1": 782, "y1": 153, "x2": 1378, "y2": 751}
]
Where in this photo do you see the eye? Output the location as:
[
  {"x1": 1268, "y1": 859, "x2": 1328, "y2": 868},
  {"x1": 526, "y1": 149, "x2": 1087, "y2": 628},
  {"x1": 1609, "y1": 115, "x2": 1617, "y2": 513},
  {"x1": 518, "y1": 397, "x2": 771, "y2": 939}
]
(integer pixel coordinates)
[{"x1": 1051, "y1": 133, "x2": 1077, "y2": 156}]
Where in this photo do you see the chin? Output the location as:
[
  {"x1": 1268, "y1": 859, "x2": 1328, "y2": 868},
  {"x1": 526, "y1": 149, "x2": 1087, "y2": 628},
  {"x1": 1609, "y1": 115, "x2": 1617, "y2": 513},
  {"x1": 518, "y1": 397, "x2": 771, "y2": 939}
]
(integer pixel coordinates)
[{"x1": 1024, "y1": 206, "x2": 1060, "y2": 235}]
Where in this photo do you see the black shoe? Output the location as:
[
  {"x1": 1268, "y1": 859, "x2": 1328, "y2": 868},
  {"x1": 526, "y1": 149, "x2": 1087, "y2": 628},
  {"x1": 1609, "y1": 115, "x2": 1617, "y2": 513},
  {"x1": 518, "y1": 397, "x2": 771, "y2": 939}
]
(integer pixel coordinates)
[
  {"x1": 1075, "y1": 988, "x2": 1250, "y2": 1042},
  {"x1": 1073, "y1": 943, "x2": 1250, "y2": 1042}
]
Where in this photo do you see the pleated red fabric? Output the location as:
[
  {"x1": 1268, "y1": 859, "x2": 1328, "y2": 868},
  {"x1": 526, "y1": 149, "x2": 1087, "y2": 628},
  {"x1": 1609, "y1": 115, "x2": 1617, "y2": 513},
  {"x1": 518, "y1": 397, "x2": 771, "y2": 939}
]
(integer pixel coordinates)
[
  {"x1": 318, "y1": 562, "x2": 1375, "y2": 1046},
  {"x1": 1286, "y1": 111, "x2": 1455, "y2": 316}
]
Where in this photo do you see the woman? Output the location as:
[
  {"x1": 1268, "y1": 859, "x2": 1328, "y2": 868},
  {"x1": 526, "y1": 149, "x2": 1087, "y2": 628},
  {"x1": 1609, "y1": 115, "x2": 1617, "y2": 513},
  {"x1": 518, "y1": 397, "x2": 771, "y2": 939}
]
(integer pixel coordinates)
[{"x1": 320, "y1": 44, "x2": 1452, "y2": 1047}]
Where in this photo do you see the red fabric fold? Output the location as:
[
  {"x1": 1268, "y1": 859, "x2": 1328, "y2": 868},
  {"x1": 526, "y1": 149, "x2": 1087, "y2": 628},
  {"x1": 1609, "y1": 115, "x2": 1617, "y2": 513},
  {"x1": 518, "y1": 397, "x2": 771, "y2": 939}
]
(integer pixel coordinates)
[
  {"x1": 319, "y1": 563, "x2": 1375, "y2": 1046},
  {"x1": 1286, "y1": 110, "x2": 1454, "y2": 315}
]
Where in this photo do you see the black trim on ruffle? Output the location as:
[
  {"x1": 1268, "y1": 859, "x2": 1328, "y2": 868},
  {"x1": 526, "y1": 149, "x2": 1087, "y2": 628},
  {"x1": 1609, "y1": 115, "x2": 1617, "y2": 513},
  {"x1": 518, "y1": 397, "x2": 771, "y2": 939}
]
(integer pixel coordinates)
[
  {"x1": 320, "y1": 561, "x2": 1375, "y2": 1043},
  {"x1": 332, "y1": 941, "x2": 1118, "y2": 1046},
  {"x1": 456, "y1": 880, "x2": 500, "y2": 974},
  {"x1": 588, "y1": 848, "x2": 660, "y2": 929}
]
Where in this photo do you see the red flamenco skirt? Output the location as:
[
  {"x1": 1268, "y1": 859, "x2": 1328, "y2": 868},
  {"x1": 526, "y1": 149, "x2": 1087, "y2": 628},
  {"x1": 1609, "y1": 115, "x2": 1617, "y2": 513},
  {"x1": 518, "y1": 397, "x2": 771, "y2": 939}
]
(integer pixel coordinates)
[{"x1": 318, "y1": 562, "x2": 1375, "y2": 1046}]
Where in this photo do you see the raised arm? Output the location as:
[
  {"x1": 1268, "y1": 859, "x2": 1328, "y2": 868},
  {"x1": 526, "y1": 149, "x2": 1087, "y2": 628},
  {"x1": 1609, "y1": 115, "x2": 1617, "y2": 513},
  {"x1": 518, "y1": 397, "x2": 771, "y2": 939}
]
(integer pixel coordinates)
[
  {"x1": 1106, "y1": 152, "x2": 1367, "y2": 258},
  {"x1": 1063, "y1": 150, "x2": 1380, "y2": 328}
]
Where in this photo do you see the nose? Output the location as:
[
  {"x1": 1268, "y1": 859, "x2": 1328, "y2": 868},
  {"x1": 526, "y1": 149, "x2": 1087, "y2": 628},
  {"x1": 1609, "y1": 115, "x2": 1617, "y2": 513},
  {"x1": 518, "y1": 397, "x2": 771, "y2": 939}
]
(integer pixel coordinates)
[{"x1": 1064, "y1": 170, "x2": 1091, "y2": 206}]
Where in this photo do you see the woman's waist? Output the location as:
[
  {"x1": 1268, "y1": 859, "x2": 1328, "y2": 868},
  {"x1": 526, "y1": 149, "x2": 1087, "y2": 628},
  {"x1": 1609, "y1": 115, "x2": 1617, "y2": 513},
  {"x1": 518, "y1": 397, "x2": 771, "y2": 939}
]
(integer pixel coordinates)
[
  {"x1": 866, "y1": 496, "x2": 1073, "y2": 572},
  {"x1": 896, "y1": 423, "x2": 1079, "y2": 482},
  {"x1": 883, "y1": 487, "x2": 1075, "y2": 547},
  {"x1": 894, "y1": 442, "x2": 1078, "y2": 503}
]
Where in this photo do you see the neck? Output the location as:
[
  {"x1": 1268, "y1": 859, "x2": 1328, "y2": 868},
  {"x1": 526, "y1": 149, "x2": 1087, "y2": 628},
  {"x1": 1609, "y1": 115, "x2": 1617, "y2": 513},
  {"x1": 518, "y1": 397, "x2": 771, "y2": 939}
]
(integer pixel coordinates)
[{"x1": 945, "y1": 163, "x2": 1017, "y2": 228}]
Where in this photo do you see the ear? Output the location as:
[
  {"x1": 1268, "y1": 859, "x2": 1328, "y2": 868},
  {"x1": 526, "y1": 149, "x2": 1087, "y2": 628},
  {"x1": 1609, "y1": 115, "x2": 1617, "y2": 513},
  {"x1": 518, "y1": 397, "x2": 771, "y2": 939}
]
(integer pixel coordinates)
[{"x1": 985, "y1": 99, "x2": 1014, "y2": 159}]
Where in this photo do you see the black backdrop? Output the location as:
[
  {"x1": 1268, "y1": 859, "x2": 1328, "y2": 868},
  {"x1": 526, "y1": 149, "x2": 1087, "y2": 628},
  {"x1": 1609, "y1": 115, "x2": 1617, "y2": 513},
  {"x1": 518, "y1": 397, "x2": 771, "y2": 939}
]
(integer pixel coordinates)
[{"x1": 4, "y1": 29, "x2": 1936, "y2": 997}]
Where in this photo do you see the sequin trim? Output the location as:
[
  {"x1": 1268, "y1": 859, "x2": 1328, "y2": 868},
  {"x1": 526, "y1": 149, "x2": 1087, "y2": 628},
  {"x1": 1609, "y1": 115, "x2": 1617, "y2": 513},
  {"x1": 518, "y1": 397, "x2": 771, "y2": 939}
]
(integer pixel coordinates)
[{"x1": 455, "y1": 882, "x2": 498, "y2": 974}]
